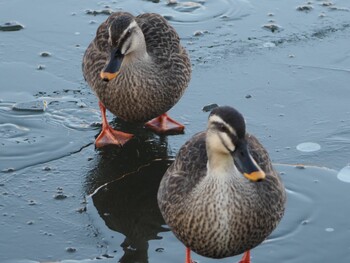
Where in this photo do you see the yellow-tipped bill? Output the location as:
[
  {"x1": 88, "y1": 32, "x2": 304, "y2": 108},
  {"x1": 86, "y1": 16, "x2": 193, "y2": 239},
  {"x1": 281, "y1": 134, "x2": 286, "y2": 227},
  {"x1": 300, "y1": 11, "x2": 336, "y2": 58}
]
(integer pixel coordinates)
[
  {"x1": 244, "y1": 170, "x2": 266, "y2": 182},
  {"x1": 100, "y1": 48, "x2": 124, "y2": 81},
  {"x1": 233, "y1": 141, "x2": 266, "y2": 182},
  {"x1": 100, "y1": 71, "x2": 119, "y2": 81}
]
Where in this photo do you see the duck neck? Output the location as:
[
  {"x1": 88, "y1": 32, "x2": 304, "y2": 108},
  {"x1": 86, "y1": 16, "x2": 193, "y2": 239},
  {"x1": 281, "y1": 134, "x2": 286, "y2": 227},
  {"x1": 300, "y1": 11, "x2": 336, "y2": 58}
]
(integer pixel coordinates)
[
  {"x1": 124, "y1": 34, "x2": 150, "y2": 64},
  {"x1": 123, "y1": 50, "x2": 151, "y2": 70},
  {"x1": 207, "y1": 151, "x2": 237, "y2": 178}
]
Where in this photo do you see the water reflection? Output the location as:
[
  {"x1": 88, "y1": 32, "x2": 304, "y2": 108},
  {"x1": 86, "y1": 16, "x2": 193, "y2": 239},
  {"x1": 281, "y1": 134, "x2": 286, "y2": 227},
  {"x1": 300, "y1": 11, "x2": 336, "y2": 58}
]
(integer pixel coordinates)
[
  {"x1": 86, "y1": 121, "x2": 174, "y2": 263},
  {"x1": 85, "y1": 118, "x2": 174, "y2": 192},
  {"x1": 91, "y1": 159, "x2": 171, "y2": 263}
]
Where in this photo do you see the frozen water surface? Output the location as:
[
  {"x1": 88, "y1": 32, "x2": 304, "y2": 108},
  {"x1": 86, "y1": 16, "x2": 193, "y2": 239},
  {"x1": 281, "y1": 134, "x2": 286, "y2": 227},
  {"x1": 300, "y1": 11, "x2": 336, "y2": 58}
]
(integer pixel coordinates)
[{"x1": 1, "y1": 0, "x2": 350, "y2": 262}]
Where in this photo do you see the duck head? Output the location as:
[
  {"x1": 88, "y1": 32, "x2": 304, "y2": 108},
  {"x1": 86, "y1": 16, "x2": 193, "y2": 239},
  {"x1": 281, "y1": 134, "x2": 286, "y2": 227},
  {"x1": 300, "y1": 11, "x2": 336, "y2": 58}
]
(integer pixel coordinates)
[
  {"x1": 100, "y1": 13, "x2": 146, "y2": 82},
  {"x1": 206, "y1": 106, "x2": 266, "y2": 182}
]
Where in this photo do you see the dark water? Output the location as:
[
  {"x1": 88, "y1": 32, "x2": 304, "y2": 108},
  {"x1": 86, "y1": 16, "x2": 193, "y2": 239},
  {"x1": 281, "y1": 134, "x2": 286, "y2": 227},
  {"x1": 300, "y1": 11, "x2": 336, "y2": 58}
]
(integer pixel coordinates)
[{"x1": 1, "y1": 0, "x2": 350, "y2": 262}]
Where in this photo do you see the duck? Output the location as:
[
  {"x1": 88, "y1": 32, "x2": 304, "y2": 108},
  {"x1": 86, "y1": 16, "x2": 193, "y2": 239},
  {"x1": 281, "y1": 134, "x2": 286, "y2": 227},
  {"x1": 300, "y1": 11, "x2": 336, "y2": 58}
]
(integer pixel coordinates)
[
  {"x1": 157, "y1": 106, "x2": 286, "y2": 263},
  {"x1": 82, "y1": 12, "x2": 191, "y2": 148}
]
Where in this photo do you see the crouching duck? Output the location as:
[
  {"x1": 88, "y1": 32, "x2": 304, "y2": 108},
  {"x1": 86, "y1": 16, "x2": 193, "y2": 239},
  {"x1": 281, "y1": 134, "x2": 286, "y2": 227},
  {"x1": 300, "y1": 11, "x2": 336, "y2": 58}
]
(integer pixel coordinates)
[
  {"x1": 158, "y1": 106, "x2": 286, "y2": 263},
  {"x1": 83, "y1": 12, "x2": 191, "y2": 147}
]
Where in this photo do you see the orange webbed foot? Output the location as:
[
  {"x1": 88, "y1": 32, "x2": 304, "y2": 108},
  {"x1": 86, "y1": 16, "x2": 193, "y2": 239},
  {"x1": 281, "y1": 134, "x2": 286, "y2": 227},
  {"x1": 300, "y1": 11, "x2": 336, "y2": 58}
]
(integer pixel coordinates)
[
  {"x1": 95, "y1": 125, "x2": 133, "y2": 148},
  {"x1": 145, "y1": 113, "x2": 185, "y2": 134},
  {"x1": 95, "y1": 101, "x2": 133, "y2": 148}
]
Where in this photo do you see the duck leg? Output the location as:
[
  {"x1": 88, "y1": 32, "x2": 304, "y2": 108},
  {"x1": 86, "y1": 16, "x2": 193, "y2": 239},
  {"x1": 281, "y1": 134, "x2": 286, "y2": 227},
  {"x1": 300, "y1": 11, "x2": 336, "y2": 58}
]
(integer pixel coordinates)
[
  {"x1": 145, "y1": 113, "x2": 184, "y2": 134},
  {"x1": 95, "y1": 101, "x2": 133, "y2": 148},
  {"x1": 185, "y1": 247, "x2": 194, "y2": 263},
  {"x1": 238, "y1": 250, "x2": 250, "y2": 263}
]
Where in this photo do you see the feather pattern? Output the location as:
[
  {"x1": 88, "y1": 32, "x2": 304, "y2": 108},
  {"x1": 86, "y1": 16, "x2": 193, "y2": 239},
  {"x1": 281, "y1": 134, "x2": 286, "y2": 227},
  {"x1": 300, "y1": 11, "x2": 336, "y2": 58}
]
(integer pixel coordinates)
[
  {"x1": 83, "y1": 12, "x2": 191, "y2": 122},
  {"x1": 158, "y1": 108, "x2": 286, "y2": 258}
]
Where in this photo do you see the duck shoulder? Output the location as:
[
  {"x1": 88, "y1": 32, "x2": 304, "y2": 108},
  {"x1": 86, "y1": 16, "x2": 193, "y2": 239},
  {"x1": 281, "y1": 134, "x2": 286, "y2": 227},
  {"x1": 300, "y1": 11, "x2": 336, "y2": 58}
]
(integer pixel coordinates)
[
  {"x1": 136, "y1": 13, "x2": 186, "y2": 65},
  {"x1": 246, "y1": 133, "x2": 274, "y2": 174},
  {"x1": 158, "y1": 132, "x2": 207, "y2": 205},
  {"x1": 246, "y1": 133, "x2": 286, "y2": 211}
]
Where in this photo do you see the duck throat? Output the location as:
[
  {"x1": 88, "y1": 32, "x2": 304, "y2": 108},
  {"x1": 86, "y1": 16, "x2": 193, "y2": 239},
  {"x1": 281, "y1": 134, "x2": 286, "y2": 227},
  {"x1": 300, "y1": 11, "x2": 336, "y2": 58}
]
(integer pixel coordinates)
[
  {"x1": 207, "y1": 152, "x2": 238, "y2": 178},
  {"x1": 123, "y1": 48, "x2": 150, "y2": 65}
]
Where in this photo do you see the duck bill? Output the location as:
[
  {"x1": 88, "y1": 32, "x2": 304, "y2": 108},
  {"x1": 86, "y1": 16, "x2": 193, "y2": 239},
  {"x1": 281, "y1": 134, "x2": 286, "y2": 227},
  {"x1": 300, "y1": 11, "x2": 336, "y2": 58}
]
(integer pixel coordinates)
[
  {"x1": 100, "y1": 49, "x2": 124, "y2": 81},
  {"x1": 234, "y1": 142, "x2": 266, "y2": 182}
]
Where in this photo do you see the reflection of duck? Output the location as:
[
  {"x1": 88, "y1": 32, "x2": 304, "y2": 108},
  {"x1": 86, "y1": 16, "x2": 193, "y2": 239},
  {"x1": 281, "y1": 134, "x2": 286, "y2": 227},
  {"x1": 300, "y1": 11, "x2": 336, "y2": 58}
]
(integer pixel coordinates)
[
  {"x1": 83, "y1": 12, "x2": 191, "y2": 148},
  {"x1": 85, "y1": 135, "x2": 172, "y2": 263},
  {"x1": 91, "y1": 159, "x2": 170, "y2": 263},
  {"x1": 85, "y1": 129, "x2": 171, "y2": 194},
  {"x1": 158, "y1": 106, "x2": 286, "y2": 263}
]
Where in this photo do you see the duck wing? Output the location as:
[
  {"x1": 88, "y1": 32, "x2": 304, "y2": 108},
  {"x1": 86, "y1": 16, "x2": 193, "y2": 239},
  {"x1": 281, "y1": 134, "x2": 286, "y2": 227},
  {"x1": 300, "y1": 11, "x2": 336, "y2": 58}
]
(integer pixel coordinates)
[
  {"x1": 136, "y1": 13, "x2": 182, "y2": 64},
  {"x1": 246, "y1": 133, "x2": 274, "y2": 175},
  {"x1": 158, "y1": 132, "x2": 208, "y2": 204}
]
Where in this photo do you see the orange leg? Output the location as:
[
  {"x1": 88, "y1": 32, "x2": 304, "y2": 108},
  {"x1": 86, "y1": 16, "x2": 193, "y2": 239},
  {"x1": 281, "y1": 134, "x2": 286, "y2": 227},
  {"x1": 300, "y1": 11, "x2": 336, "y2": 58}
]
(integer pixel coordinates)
[
  {"x1": 185, "y1": 247, "x2": 193, "y2": 263},
  {"x1": 238, "y1": 250, "x2": 250, "y2": 263},
  {"x1": 95, "y1": 101, "x2": 133, "y2": 148},
  {"x1": 145, "y1": 113, "x2": 185, "y2": 134}
]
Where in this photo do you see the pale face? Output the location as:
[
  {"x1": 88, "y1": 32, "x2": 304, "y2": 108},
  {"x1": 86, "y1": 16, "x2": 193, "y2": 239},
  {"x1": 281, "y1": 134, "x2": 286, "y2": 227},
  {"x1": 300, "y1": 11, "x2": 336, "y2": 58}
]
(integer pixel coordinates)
[{"x1": 207, "y1": 114, "x2": 238, "y2": 155}]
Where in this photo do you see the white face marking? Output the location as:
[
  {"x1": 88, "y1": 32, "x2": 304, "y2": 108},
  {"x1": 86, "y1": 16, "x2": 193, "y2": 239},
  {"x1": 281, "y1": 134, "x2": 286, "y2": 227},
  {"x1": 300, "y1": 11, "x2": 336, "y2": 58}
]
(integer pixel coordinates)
[
  {"x1": 108, "y1": 20, "x2": 137, "y2": 47},
  {"x1": 207, "y1": 115, "x2": 237, "y2": 155},
  {"x1": 220, "y1": 132, "x2": 235, "y2": 152},
  {"x1": 108, "y1": 26, "x2": 113, "y2": 45},
  {"x1": 120, "y1": 20, "x2": 138, "y2": 55},
  {"x1": 207, "y1": 132, "x2": 227, "y2": 153},
  {"x1": 122, "y1": 20, "x2": 137, "y2": 37},
  {"x1": 208, "y1": 115, "x2": 237, "y2": 136},
  {"x1": 206, "y1": 130, "x2": 235, "y2": 155}
]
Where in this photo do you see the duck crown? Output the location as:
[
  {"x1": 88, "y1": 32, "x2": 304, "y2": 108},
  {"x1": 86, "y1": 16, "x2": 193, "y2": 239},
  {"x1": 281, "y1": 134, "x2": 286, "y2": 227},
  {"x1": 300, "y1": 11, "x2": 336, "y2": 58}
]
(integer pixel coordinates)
[
  {"x1": 108, "y1": 13, "x2": 137, "y2": 49},
  {"x1": 209, "y1": 106, "x2": 246, "y2": 138}
]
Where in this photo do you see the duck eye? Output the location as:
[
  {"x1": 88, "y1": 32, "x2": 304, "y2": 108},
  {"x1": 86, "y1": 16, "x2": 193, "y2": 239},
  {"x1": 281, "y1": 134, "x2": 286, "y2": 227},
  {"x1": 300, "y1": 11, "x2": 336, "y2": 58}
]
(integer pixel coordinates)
[{"x1": 218, "y1": 123, "x2": 228, "y2": 133}]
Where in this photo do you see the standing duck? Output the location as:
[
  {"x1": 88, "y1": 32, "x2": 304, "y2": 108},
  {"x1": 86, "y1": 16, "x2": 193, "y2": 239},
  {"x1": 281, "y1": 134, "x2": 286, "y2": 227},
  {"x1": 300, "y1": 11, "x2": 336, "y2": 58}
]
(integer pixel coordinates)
[
  {"x1": 158, "y1": 106, "x2": 286, "y2": 263},
  {"x1": 83, "y1": 12, "x2": 191, "y2": 148}
]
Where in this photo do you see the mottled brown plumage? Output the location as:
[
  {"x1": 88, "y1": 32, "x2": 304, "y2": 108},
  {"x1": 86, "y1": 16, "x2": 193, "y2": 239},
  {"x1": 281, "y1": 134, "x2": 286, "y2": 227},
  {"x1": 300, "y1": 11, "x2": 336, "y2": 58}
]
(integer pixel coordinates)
[
  {"x1": 158, "y1": 106, "x2": 286, "y2": 260},
  {"x1": 82, "y1": 12, "x2": 191, "y2": 122}
]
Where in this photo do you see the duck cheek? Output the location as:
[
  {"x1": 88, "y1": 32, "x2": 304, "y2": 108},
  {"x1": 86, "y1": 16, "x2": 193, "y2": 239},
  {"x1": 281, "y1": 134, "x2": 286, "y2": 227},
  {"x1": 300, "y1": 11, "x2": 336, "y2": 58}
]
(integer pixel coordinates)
[
  {"x1": 207, "y1": 133, "x2": 229, "y2": 154},
  {"x1": 220, "y1": 132, "x2": 235, "y2": 153},
  {"x1": 121, "y1": 42, "x2": 132, "y2": 55}
]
